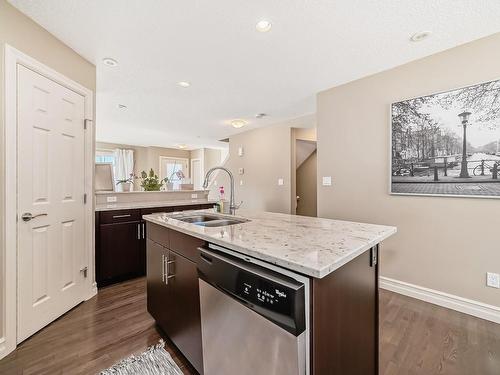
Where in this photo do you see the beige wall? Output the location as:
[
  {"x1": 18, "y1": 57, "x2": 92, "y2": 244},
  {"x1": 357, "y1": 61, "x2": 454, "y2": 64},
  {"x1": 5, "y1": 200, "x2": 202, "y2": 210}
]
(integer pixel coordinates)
[
  {"x1": 0, "y1": 0, "x2": 96, "y2": 355},
  {"x1": 222, "y1": 115, "x2": 315, "y2": 213},
  {"x1": 317, "y1": 33, "x2": 500, "y2": 307}
]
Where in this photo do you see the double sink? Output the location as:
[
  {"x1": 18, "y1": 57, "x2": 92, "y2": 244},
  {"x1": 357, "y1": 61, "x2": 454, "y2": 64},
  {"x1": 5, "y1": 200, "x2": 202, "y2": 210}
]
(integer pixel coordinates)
[{"x1": 175, "y1": 213, "x2": 249, "y2": 227}]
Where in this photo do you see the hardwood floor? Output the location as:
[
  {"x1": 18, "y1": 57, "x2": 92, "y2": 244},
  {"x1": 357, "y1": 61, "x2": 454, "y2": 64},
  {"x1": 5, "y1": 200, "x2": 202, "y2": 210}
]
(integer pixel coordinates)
[{"x1": 1, "y1": 277, "x2": 499, "y2": 374}]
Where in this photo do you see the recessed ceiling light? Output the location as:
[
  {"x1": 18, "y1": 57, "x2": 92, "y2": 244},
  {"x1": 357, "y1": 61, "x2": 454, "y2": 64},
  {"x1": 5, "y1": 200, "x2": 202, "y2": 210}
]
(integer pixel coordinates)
[
  {"x1": 410, "y1": 31, "x2": 432, "y2": 42},
  {"x1": 102, "y1": 57, "x2": 118, "y2": 67},
  {"x1": 177, "y1": 81, "x2": 191, "y2": 88},
  {"x1": 117, "y1": 104, "x2": 127, "y2": 109},
  {"x1": 230, "y1": 119, "x2": 248, "y2": 128},
  {"x1": 176, "y1": 144, "x2": 187, "y2": 149},
  {"x1": 256, "y1": 19, "x2": 272, "y2": 33}
]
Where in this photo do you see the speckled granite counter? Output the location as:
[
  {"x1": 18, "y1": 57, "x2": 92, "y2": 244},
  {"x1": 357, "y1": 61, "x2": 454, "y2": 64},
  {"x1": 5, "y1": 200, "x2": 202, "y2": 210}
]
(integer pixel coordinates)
[
  {"x1": 95, "y1": 199, "x2": 215, "y2": 212},
  {"x1": 143, "y1": 210, "x2": 396, "y2": 278}
]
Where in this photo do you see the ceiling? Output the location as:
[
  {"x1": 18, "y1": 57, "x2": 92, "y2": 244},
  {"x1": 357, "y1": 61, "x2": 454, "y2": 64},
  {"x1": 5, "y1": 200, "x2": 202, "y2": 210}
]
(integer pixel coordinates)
[{"x1": 9, "y1": 0, "x2": 500, "y2": 149}]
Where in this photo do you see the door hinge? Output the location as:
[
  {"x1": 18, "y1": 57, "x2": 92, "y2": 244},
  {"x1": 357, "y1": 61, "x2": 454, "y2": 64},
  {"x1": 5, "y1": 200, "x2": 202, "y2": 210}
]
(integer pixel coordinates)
[
  {"x1": 370, "y1": 246, "x2": 378, "y2": 267},
  {"x1": 80, "y1": 266, "x2": 88, "y2": 278},
  {"x1": 84, "y1": 119, "x2": 91, "y2": 130},
  {"x1": 83, "y1": 193, "x2": 87, "y2": 204}
]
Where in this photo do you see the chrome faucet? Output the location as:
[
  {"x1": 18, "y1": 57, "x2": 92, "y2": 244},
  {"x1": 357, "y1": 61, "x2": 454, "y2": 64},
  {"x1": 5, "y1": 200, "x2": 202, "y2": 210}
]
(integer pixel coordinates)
[{"x1": 202, "y1": 166, "x2": 241, "y2": 215}]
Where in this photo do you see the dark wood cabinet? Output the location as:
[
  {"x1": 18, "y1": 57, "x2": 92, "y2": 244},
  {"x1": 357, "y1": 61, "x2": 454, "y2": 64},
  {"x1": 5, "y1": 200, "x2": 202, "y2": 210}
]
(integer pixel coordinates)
[
  {"x1": 146, "y1": 239, "x2": 176, "y2": 334},
  {"x1": 146, "y1": 224, "x2": 204, "y2": 375},
  {"x1": 97, "y1": 216, "x2": 142, "y2": 285},
  {"x1": 96, "y1": 203, "x2": 212, "y2": 287},
  {"x1": 166, "y1": 250, "x2": 204, "y2": 373}
]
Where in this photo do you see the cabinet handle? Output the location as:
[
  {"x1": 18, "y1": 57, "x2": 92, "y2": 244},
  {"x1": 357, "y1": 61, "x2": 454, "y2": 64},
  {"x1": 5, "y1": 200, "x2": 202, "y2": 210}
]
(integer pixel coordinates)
[
  {"x1": 137, "y1": 224, "x2": 140, "y2": 239},
  {"x1": 112, "y1": 214, "x2": 131, "y2": 219},
  {"x1": 161, "y1": 254, "x2": 165, "y2": 283},
  {"x1": 142, "y1": 223, "x2": 145, "y2": 239},
  {"x1": 165, "y1": 258, "x2": 175, "y2": 285}
]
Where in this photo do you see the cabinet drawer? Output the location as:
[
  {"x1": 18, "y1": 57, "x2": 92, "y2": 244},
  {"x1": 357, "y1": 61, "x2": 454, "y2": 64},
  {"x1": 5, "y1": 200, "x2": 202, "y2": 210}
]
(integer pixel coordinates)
[
  {"x1": 147, "y1": 222, "x2": 170, "y2": 248},
  {"x1": 100, "y1": 209, "x2": 141, "y2": 224},
  {"x1": 169, "y1": 229, "x2": 206, "y2": 263}
]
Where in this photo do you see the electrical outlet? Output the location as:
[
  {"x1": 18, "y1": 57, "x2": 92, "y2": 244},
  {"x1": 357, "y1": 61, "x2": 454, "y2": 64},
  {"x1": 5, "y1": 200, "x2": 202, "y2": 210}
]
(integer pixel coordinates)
[
  {"x1": 487, "y1": 272, "x2": 500, "y2": 288},
  {"x1": 106, "y1": 196, "x2": 117, "y2": 203},
  {"x1": 238, "y1": 167, "x2": 244, "y2": 175},
  {"x1": 322, "y1": 176, "x2": 332, "y2": 186},
  {"x1": 239, "y1": 180, "x2": 244, "y2": 186}
]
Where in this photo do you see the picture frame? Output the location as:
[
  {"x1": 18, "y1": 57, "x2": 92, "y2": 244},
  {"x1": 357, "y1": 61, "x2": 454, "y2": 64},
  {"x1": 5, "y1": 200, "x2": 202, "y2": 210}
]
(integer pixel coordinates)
[{"x1": 390, "y1": 79, "x2": 500, "y2": 198}]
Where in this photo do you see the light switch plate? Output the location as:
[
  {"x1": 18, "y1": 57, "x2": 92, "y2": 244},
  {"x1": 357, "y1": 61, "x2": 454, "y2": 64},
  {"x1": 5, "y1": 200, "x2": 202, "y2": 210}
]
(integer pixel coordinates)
[
  {"x1": 240, "y1": 180, "x2": 244, "y2": 186},
  {"x1": 238, "y1": 146, "x2": 244, "y2": 157},
  {"x1": 238, "y1": 167, "x2": 244, "y2": 175},
  {"x1": 487, "y1": 272, "x2": 500, "y2": 288},
  {"x1": 106, "y1": 196, "x2": 117, "y2": 203},
  {"x1": 322, "y1": 176, "x2": 332, "y2": 186},
  {"x1": 278, "y1": 178, "x2": 284, "y2": 186},
  {"x1": 191, "y1": 194, "x2": 198, "y2": 199}
]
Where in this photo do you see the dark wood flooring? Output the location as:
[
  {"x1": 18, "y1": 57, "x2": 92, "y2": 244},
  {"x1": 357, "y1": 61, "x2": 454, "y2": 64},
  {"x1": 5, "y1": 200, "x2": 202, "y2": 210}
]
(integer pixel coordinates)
[{"x1": 1, "y1": 277, "x2": 499, "y2": 374}]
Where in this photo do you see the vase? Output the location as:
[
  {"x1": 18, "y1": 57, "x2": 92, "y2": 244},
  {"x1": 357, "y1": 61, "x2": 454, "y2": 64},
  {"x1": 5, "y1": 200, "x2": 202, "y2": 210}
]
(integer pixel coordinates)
[{"x1": 121, "y1": 182, "x2": 132, "y2": 192}]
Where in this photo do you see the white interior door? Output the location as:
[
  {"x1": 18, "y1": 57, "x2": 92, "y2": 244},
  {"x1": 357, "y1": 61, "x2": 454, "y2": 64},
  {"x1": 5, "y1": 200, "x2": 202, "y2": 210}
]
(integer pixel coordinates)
[
  {"x1": 191, "y1": 159, "x2": 202, "y2": 190},
  {"x1": 17, "y1": 65, "x2": 87, "y2": 342}
]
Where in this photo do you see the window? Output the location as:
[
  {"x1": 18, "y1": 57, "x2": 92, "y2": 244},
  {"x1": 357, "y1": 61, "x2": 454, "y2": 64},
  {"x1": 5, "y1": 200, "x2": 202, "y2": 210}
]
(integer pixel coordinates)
[
  {"x1": 159, "y1": 157, "x2": 189, "y2": 190},
  {"x1": 95, "y1": 149, "x2": 115, "y2": 165}
]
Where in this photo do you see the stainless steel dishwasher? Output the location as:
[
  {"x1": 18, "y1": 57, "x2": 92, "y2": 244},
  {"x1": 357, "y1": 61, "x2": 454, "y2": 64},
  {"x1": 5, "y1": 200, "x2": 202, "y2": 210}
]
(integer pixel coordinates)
[{"x1": 197, "y1": 245, "x2": 309, "y2": 375}]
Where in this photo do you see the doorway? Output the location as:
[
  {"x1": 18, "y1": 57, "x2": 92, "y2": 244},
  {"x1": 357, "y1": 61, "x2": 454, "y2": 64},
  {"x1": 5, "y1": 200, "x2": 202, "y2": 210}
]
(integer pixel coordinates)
[{"x1": 295, "y1": 140, "x2": 317, "y2": 217}]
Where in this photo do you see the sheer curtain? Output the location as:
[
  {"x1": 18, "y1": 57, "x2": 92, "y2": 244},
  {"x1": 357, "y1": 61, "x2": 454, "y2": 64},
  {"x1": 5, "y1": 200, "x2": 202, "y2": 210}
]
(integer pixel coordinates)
[{"x1": 113, "y1": 149, "x2": 134, "y2": 186}]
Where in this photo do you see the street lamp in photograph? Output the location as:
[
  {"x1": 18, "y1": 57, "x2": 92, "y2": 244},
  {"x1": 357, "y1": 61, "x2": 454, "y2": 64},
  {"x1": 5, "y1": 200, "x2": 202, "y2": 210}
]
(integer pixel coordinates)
[{"x1": 458, "y1": 111, "x2": 472, "y2": 178}]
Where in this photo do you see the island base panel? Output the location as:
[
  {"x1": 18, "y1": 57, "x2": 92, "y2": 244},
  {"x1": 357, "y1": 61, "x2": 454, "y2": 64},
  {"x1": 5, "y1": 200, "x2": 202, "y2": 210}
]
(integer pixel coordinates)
[{"x1": 312, "y1": 246, "x2": 379, "y2": 375}]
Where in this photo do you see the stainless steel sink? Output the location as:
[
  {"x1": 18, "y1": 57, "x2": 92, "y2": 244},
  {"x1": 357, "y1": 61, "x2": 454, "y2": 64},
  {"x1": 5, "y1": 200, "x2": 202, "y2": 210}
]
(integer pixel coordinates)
[
  {"x1": 176, "y1": 214, "x2": 249, "y2": 227},
  {"x1": 195, "y1": 218, "x2": 248, "y2": 227},
  {"x1": 177, "y1": 214, "x2": 220, "y2": 223}
]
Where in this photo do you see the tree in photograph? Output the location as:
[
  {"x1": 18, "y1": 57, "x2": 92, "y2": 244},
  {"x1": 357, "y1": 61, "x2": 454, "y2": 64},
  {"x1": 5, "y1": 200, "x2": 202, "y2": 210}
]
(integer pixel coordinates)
[{"x1": 439, "y1": 80, "x2": 500, "y2": 125}]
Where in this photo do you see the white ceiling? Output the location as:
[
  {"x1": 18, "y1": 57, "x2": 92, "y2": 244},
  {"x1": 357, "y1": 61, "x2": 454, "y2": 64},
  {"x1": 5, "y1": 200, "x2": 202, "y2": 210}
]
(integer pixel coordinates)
[{"x1": 9, "y1": 0, "x2": 500, "y2": 149}]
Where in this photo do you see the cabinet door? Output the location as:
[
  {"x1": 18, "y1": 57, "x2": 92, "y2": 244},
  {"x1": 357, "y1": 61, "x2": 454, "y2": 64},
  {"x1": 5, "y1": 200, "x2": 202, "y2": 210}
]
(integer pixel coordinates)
[
  {"x1": 99, "y1": 222, "x2": 142, "y2": 283},
  {"x1": 146, "y1": 240, "x2": 176, "y2": 335},
  {"x1": 168, "y1": 251, "x2": 204, "y2": 374}
]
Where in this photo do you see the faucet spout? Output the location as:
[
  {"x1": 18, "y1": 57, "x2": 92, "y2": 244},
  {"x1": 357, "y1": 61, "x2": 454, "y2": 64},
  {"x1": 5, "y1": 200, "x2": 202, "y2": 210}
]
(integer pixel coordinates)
[{"x1": 203, "y1": 166, "x2": 238, "y2": 215}]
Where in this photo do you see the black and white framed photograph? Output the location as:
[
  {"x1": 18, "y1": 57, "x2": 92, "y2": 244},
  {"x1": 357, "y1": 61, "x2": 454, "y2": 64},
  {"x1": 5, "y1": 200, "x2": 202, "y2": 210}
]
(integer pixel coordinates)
[{"x1": 391, "y1": 79, "x2": 500, "y2": 198}]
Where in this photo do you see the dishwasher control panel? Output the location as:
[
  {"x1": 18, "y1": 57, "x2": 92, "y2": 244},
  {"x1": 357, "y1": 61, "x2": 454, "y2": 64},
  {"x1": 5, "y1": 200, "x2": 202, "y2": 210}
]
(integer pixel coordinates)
[
  {"x1": 198, "y1": 247, "x2": 306, "y2": 335},
  {"x1": 237, "y1": 273, "x2": 295, "y2": 315}
]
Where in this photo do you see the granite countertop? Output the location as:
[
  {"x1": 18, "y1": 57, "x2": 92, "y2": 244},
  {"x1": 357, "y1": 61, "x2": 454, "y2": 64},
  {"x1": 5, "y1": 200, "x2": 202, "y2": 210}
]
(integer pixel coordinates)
[
  {"x1": 95, "y1": 199, "x2": 215, "y2": 212},
  {"x1": 143, "y1": 210, "x2": 397, "y2": 278}
]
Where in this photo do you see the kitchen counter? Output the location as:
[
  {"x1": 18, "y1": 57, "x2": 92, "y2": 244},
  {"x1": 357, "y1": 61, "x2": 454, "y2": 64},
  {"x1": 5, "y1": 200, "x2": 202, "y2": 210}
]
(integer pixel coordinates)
[
  {"x1": 142, "y1": 210, "x2": 396, "y2": 278},
  {"x1": 95, "y1": 199, "x2": 215, "y2": 212}
]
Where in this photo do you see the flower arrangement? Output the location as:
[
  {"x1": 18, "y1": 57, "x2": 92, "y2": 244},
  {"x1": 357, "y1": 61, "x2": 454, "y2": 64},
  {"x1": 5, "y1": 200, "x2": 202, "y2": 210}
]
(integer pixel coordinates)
[
  {"x1": 140, "y1": 169, "x2": 167, "y2": 191},
  {"x1": 116, "y1": 173, "x2": 136, "y2": 192}
]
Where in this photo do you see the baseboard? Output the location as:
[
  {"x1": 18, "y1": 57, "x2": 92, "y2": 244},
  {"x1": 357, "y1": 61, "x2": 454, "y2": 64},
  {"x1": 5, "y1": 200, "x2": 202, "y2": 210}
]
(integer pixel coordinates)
[{"x1": 380, "y1": 276, "x2": 500, "y2": 324}]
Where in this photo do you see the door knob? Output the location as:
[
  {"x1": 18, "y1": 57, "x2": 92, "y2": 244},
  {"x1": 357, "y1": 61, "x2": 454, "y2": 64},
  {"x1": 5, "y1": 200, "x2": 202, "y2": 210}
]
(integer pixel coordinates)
[{"x1": 21, "y1": 212, "x2": 47, "y2": 222}]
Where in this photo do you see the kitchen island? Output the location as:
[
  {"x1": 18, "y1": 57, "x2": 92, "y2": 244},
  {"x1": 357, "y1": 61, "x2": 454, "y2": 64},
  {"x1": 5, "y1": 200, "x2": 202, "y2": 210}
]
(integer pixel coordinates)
[{"x1": 143, "y1": 210, "x2": 396, "y2": 375}]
